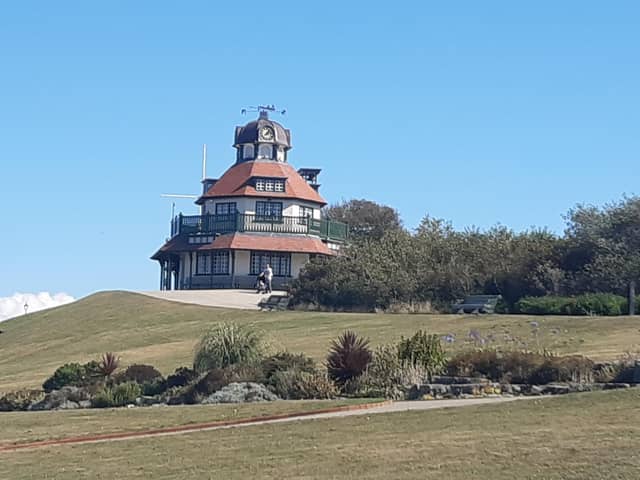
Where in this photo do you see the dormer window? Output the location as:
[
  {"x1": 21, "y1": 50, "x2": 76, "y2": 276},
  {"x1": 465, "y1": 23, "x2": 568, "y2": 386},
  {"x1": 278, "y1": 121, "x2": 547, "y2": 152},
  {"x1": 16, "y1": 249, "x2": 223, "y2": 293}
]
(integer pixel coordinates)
[
  {"x1": 255, "y1": 178, "x2": 285, "y2": 192},
  {"x1": 243, "y1": 144, "x2": 254, "y2": 160},
  {"x1": 258, "y1": 144, "x2": 273, "y2": 159}
]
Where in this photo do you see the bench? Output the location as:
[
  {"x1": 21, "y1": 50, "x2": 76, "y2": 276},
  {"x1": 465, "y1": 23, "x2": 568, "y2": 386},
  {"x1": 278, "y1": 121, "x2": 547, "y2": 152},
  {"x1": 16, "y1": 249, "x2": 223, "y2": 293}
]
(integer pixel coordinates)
[
  {"x1": 258, "y1": 295, "x2": 290, "y2": 312},
  {"x1": 452, "y1": 295, "x2": 501, "y2": 314}
]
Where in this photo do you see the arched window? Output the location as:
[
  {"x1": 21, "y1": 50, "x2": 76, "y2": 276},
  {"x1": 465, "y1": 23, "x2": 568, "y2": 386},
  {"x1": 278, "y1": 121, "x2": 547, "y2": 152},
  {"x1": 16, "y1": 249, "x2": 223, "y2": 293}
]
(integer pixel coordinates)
[
  {"x1": 258, "y1": 144, "x2": 272, "y2": 159},
  {"x1": 243, "y1": 144, "x2": 254, "y2": 160}
]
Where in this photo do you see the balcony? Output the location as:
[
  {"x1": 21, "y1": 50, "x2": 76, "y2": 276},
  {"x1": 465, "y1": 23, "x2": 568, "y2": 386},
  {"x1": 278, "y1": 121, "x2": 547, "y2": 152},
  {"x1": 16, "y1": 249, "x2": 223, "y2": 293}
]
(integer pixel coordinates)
[{"x1": 170, "y1": 213, "x2": 348, "y2": 243}]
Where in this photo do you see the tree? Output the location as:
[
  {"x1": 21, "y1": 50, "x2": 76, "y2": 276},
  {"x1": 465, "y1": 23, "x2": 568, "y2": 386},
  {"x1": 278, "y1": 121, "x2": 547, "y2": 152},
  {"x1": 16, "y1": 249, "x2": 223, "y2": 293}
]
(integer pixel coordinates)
[{"x1": 325, "y1": 199, "x2": 403, "y2": 242}]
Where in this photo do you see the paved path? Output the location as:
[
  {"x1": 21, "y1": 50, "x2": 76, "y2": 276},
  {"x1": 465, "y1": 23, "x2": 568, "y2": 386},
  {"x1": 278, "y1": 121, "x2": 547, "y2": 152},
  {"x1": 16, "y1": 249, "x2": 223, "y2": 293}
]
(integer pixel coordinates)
[
  {"x1": 138, "y1": 289, "x2": 288, "y2": 310},
  {"x1": 1, "y1": 397, "x2": 522, "y2": 452}
]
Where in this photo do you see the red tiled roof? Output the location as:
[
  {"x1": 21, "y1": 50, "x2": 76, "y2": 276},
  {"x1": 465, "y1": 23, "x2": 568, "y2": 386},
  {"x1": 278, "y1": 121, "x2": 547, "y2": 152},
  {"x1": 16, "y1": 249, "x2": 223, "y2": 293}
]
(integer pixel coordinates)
[
  {"x1": 151, "y1": 233, "x2": 335, "y2": 260},
  {"x1": 197, "y1": 161, "x2": 326, "y2": 205}
]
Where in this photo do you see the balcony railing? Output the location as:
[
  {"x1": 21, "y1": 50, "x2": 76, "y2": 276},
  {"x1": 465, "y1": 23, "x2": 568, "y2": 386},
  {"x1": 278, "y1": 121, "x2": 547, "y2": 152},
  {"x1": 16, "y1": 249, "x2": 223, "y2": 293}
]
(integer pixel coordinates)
[{"x1": 170, "y1": 213, "x2": 348, "y2": 243}]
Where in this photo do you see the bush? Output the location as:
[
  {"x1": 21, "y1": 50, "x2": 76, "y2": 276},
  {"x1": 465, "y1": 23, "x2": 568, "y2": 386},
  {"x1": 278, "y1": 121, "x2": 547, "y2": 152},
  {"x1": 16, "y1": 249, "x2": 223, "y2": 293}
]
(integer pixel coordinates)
[
  {"x1": 115, "y1": 364, "x2": 163, "y2": 385},
  {"x1": 166, "y1": 367, "x2": 198, "y2": 388},
  {"x1": 0, "y1": 390, "x2": 45, "y2": 411},
  {"x1": 193, "y1": 323, "x2": 267, "y2": 373},
  {"x1": 261, "y1": 352, "x2": 317, "y2": 383},
  {"x1": 327, "y1": 331, "x2": 373, "y2": 386},
  {"x1": 515, "y1": 294, "x2": 628, "y2": 316},
  {"x1": 447, "y1": 350, "x2": 594, "y2": 384},
  {"x1": 397, "y1": 330, "x2": 446, "y2": 380},
  {"x1": 42, "y1": 361, "x2": 101, "y2": 392},
  {"x1": 345, "y1": 344, "x2": 428, "y2": 399},
  {"x1": 530, "y1": 355, "x2": 594, "y2": 384},
  {"x1": 269, "y1": 369, "x2": 337, "y2": 399},
  {"x1": 92, "y1": 382, "x2": 141, "y2": 408}
]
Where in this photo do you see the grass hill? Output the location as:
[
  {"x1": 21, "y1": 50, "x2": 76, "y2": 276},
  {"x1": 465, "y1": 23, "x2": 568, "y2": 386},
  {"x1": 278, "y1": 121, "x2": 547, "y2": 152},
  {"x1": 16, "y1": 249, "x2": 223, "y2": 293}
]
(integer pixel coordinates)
[{"x1": 1, "y1": 291, "x2": 640, "y2": 391}]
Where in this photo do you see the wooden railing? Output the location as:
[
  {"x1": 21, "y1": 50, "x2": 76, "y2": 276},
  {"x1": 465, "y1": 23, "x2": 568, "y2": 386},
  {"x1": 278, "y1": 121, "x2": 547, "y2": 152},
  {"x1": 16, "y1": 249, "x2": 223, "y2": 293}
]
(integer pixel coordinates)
[{"x1": 171, "y1": 213, "x2": 348, "y2": 242}]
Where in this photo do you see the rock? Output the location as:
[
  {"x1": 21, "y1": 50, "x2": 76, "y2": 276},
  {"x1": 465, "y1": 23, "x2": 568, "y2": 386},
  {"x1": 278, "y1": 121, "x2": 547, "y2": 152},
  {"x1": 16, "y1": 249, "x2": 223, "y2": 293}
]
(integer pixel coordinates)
[
  {"x1": 431, "y1": 376, "x2": 490, "y2": 385},
  {"x1": 201, "y1": 382, "x2": 279, "y2": 404},
  {"x1": 58, "y1": 400, "x2": 80, "y2": 410},
  {"x1": 136, "y1": 395, "x2": 164, "y2": 407},
  {"x1": 30, "y1": 386, "x2": 91, "y2": 411},
  {"x1": 542, "y1": 384, "x2": 571, "y2": 395},
  {"x1": 603, "y1": 383, "x2": 631, "y2": 390},
  {"x1": 530, "y1": 385, "x2": 545, "y2": 395},
  {"x1": 78, "y1": 400, "x2": 92, "y2": 409}
]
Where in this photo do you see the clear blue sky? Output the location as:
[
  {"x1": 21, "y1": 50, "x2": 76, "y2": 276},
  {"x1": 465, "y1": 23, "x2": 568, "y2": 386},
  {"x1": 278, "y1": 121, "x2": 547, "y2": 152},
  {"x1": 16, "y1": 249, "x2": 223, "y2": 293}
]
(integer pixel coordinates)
[{"x1": 1, "y1": 1, "x2": 638, "y2": 298}]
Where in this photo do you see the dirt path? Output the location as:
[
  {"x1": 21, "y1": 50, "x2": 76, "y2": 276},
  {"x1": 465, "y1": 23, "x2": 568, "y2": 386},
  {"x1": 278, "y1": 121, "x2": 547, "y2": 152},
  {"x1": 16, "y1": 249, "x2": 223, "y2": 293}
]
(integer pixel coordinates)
[{"x1": 0, "y1": 397, "x2": 522, "y2": 452}]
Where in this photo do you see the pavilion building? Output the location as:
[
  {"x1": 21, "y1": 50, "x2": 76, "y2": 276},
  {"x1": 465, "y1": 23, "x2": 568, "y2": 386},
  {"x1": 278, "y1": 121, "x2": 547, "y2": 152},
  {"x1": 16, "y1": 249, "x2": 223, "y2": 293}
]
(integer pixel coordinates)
[{"x1": 151, "y1": 111, "x2": 347, "y2": 290}]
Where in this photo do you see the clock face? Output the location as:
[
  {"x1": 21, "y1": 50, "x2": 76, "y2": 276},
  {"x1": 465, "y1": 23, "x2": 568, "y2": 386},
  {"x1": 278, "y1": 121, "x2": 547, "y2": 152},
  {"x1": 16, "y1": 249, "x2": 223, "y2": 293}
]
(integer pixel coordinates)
[{"x1": 260, "y1": 126, "x2": 274, "y2": 141}]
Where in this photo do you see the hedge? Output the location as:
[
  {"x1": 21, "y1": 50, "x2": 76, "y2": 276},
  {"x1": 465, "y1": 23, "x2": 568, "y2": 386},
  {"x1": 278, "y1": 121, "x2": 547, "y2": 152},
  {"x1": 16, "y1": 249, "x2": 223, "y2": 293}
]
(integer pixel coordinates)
[{"x1": 515, "y1": 293, "x2": 638, "y2": 316}]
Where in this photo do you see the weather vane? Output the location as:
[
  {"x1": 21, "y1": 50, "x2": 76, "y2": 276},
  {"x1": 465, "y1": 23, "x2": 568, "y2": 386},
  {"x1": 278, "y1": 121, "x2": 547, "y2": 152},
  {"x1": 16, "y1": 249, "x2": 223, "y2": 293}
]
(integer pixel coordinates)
[{"x1": 241, "y1": 104, "x2": 286, "y2": 116}]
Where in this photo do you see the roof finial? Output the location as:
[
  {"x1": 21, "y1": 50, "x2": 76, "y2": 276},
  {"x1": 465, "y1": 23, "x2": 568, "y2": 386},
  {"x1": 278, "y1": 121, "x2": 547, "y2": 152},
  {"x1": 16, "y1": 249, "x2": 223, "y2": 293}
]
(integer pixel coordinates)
[{"x1": 241, "y1": 104, "x2": 287, "y2": 118}]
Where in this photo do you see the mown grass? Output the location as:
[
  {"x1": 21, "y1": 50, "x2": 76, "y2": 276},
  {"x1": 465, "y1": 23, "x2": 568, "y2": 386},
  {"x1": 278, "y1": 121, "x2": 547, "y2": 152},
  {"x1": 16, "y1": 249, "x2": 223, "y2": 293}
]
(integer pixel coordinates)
[
  {"x1": 0, "y1": 398, "x2": 373, "y2": 446},
  {"x1": 1, "y1": 291, "x2": 640, "y2": 390},
  {"x1": 1, "y1": 389, "x2": 639, "y2": 479}
]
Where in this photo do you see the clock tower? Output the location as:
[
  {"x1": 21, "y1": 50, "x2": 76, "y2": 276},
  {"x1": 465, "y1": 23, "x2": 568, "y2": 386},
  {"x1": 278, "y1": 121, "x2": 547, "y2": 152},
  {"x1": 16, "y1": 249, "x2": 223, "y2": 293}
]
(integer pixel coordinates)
[{"x1": 151, "y1": 108, "x2": 348, "y2": 291}]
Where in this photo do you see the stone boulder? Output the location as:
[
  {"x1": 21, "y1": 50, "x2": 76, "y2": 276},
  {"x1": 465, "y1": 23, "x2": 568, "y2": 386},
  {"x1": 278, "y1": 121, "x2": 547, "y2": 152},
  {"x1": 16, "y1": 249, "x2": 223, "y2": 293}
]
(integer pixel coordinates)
[
  {"x1": 201, "y1": 382, "x2": 279, "y2": 404},
  {"x1": 30, "y1": 386, "x2": 91, "y2": 411}
]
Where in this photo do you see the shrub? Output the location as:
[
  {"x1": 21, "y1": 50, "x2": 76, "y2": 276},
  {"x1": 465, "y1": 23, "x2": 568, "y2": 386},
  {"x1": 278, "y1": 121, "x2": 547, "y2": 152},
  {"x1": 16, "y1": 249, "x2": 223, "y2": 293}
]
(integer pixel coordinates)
[
  {"x1": 115, "y1": 364, "x2": 163, "y2": 385},
  {"x1": 166, "y1": 367, "x2": 198, "y2": 388},
  {"x1": 515, "y1": 294, "x2": 628, "y2": 316},
  {"x1": 327, "y1": 331, "x2": 373, "y2": 386},
  {"x1": 447, "y1": 350, "x2": 594, "y2": 384},
  {"x1": 193, "y1": 369, "x2": 231, "y2": 397},
  {"x1": 0, "y1": 390, "x2": 45, "y2": 411},
  {"x1": 261, "y1": 352, "x2": 317, "y2": 383},
  {"x1": 193, "y1": 323, "x2": 267, "y2": 373},
  {"x1": 397, "y1": 330, "x2": 446, "y2": 380},
  {"x1": 141, "y1": 378, "x2": 168, "y2": 396},
  {"x1": 270, "y1": 369, "x2": 337, "y2": 399},
  {"x1": 91, "y1": 387, "x2": 115, "y2": 408},
  {"x1": 92, "y1": 382, "x2": 141, "y2": 408},
  {"x1": 530, "y1": 355, "x2": 594, "y2": 384},
  {"x1": 42, "y1": 361, "x2": 101, "y2": 392},
  {"x1": 98, "y1": 352, "x2": 120, "y2": 377},
  {"x1": 345, "y1": 344, "x2": 428, "y2": 399}
]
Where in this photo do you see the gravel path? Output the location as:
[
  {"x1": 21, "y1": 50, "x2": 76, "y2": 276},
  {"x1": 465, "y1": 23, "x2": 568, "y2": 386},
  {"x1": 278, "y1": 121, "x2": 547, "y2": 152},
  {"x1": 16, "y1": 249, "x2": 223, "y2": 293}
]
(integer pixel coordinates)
[{"x1": 1, "y1": 397, "x2": 522, "y2": 452}]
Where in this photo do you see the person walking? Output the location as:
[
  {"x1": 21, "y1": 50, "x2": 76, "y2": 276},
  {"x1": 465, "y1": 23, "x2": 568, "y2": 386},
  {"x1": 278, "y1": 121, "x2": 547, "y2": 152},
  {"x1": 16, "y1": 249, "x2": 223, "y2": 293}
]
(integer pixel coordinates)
[{"x1": 263, "y1": 263, "x2": 273, "y2": 293}]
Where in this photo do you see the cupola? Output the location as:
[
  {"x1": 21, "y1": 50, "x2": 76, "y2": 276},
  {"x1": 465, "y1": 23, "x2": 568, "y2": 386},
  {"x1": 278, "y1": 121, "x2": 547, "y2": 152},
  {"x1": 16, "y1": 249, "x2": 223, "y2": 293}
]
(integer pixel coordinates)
[{"x1": 233, "y1": 110, "x2": 291, "y2": 164}]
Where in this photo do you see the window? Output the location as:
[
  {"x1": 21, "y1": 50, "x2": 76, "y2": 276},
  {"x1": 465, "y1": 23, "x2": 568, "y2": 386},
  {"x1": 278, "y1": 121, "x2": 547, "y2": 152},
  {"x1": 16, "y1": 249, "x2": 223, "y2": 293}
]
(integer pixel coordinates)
[
  {"x1": 298, "y1": 206, "x2": 314, "y2": 224},
  {"x1": 258, "y1": 144, "x2": 272, "y2": 159},
  {"x1": 276, "y1": 147, "x2": 285, "y2": 162},
  {"x1": 215, "y1": 202, "x2": 237, "y2": 215},
  {"x1": 243, "y1": 144, "x2": 254, "y2": 159},
  {"x1": 250, "y1": 251, "x2": 291, "y2": 277},
  {"x1": 196, "y1": 252, "x2": 211, "y2": 275},
  {"x1": 212, "y1": 251, "x2": 229, "y2": 275},
  {"x1": 256, "y1": 201, "x2": 283, "y2": 221},
  {"x1": 255, "y1": 178, "x2": 285, "y2": 192},
  {"x1": 196, "y1": 251, "x2": 229, "y2": 275}
]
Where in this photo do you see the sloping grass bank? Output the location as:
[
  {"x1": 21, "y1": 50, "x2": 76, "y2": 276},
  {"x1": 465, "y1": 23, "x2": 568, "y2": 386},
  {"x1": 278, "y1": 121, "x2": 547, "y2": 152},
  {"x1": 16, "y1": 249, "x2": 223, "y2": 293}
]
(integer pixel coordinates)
[{"x1": 1, "y1": 291, "x2": 639, "y2": 390}]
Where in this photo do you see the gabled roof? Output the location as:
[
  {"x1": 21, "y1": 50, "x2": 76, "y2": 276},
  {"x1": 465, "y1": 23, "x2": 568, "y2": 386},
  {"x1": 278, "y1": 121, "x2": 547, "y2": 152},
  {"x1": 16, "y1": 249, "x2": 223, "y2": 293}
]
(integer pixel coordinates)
[
  {"x1": 196, "y1": 161, "x2": 326, "y2": 205},
  {"x1": 151, "y1": 233, "x2": 335, "y2": 260}
]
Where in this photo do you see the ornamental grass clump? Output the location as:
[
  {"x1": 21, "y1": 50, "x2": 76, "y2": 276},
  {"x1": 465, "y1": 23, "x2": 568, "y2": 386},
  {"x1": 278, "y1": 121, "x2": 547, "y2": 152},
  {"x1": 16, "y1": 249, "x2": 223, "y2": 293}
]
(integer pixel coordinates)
[
  {"x1": 397, "y1": 330, "x2": 446, "y2": 380},
  {"x1": 327, "y1": 331, "x2": 372, "y2": 386},
  {"x1": 98, "y1": 352, "x2": 120, "y2": 378},
  {"x1": 194, "y1": 323, "x2": 267, "y2": 373}
]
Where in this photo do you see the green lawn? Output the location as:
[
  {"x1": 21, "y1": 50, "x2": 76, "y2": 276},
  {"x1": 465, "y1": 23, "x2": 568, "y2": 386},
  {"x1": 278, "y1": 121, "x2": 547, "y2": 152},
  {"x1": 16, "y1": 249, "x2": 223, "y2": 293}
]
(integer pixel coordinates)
[
  {"x1": 1, "y1": 389, "x2": 639, "y2": 479},
  {"x1": 1, "y1": 291, "x2": 640, "y2": 391},
  {"x1": 0, "y1": 399, "x2": 373, "y2": 446}
]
